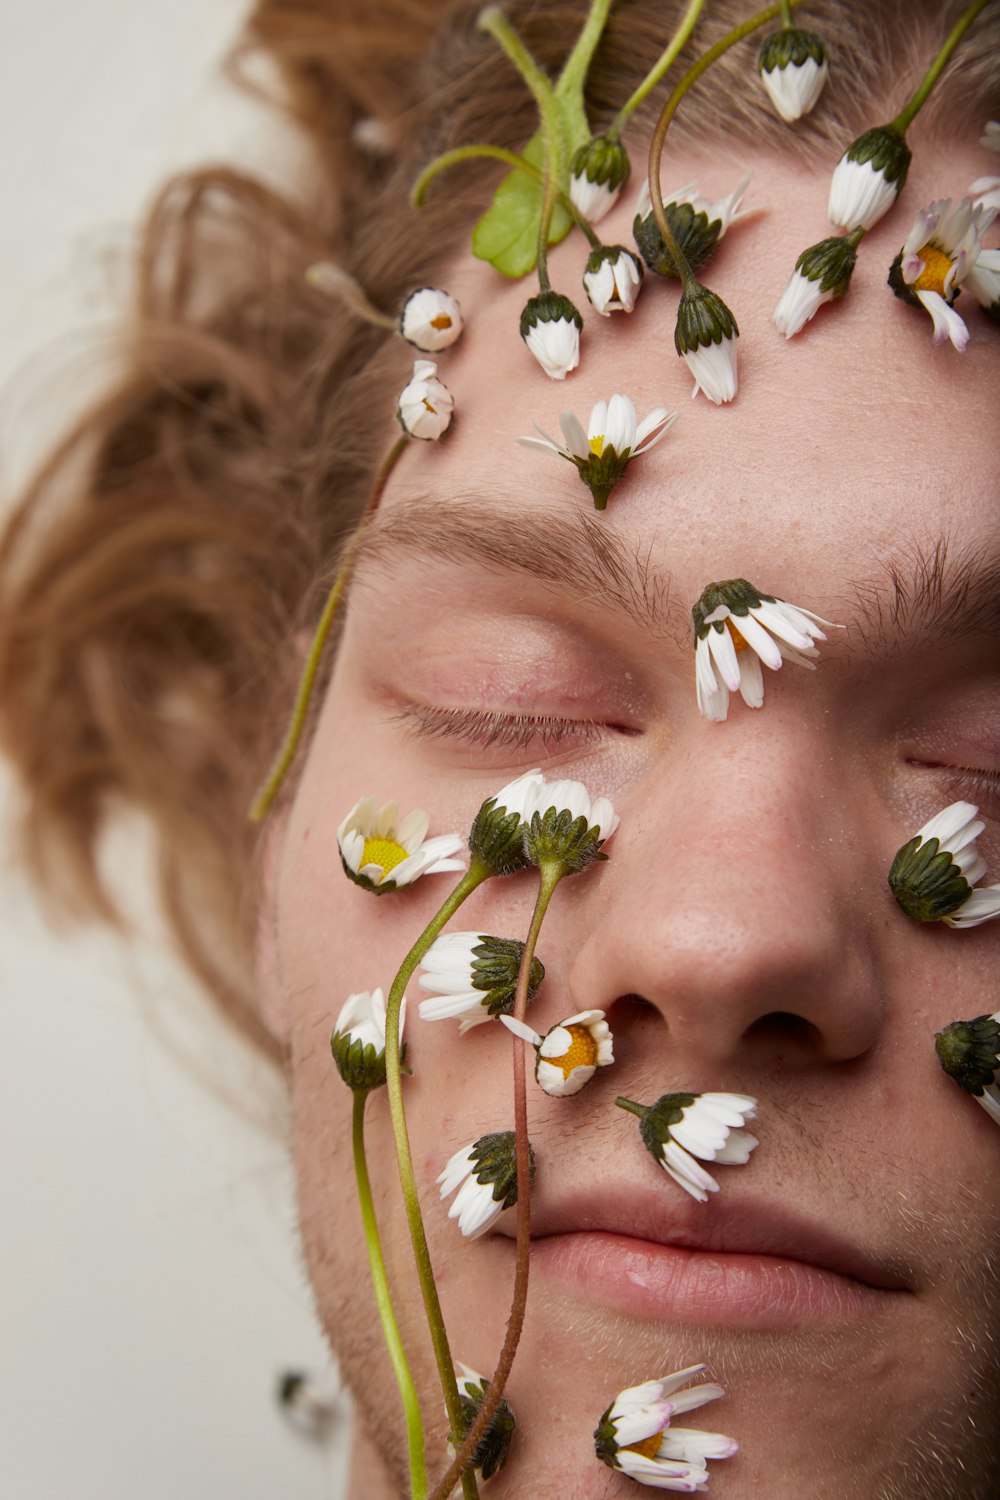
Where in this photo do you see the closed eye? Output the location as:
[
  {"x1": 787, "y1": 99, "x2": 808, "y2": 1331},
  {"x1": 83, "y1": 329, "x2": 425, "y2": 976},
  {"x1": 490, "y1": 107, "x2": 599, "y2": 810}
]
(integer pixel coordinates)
[{"x1": 393, "y1": 703, "x2": 618, "y2": 752}]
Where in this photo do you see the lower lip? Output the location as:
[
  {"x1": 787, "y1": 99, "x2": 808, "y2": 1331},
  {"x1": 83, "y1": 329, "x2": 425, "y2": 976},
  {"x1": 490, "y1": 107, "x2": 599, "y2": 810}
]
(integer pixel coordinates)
[{"x1": 529, "y1": 1232, "x2": 905, "y2": 1328}]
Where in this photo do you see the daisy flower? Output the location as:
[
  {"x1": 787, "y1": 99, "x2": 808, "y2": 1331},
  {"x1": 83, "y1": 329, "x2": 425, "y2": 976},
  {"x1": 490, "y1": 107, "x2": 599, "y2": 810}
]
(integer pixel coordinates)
[
  {"x1": 634, "y1": 175, "x2": 752, "y2": 279},
  {"x1": 935, "y1": 1013, "x2": 1000, "y2": 1127},
  {"x1": 438, "y1": 1131, "x2": 533, "y2": 1238},
  {"x1": 330, "y1": 988, "x2": 406, "y2": 1091},
  {"x1": 971, "y1": 119, "x2": 1000, "y2": 212},
  {"x1": 756, "y1": 26, "x2": 829, "y2": 122},
  {"x1": 889, "y1": 197, "x2": 996, "y2": 350},
  {"x1": 674, "y1": 284, "x2": 740, "y2": 405},
  {"x1": 692, "y1": 578, "x2": 839, "y2": 721},
  {"x1": 569, "y1": 134, "x2": 631, "y2": 223},
  {"x1": 520, "y1": 291, "x2": 583, "y2": 380},
  {"x1": 617, "y1": 1092, "x2": 759, "y2": 1203},
  {"x1": 594, "y1": 1366, "x2": 737, "y2": 1491},
  {"x1": 773, "y1": 234, "x2": 859, "y2": 338},
  {"x1": 518, "y1": 394, "x2": 676, "y2": 510},
  {"x1": 828, "y1": 124, "x2": 911, "y2": 232},
  {"x1": 448, "y1": 1364, "x2": 516, "y2": 1481},
  {"x1": 521, "y1": 775, "x2": 620, "y2": 871},
  {"x1": 583, "y1": 245, "x2": 645, "y2": 315},
  {"x1": 418, "y1": 932, "x2": 545, "y2": 1032},
  {"x1": 888, "y1": 800, "x2": 1000, "y2": 927},
  {"x1": 502, "y1": 1010, "x2": 614, "y2": 1097},
  {"x1": 468, "y1": 769, "x2": 547, "y2": 876},
  {"x1": 399, "y1": 287, "x2": 464, "y2": 352},
  {"x1": 396, "y1": 359, "x2": 455, "y2": 440},
  {"x1": 337, "y1": 796, "x2": 465, "y2": 893}
]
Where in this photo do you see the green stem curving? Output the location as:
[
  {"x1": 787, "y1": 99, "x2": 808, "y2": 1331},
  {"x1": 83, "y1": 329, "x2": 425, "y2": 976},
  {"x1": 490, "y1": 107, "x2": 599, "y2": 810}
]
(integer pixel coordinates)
[
  {"x1": 609, "y1": 0, "x2": 705, "y2": 138},
  {"x1": 890, "y1": 0, "x2": 990, "y2": 135}
]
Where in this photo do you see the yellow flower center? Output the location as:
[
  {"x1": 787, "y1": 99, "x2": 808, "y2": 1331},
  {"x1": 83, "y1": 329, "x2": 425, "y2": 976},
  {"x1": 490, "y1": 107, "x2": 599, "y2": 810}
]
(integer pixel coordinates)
[
  {"x1": 622, "y1": 1432, "x2": 664, "y2": 1461},
  {"x1": 361, "y1": 836, "x2": 410, "y2": 874},
  {"x1": 430, "y1": 314, "x2": 452, "y2": 330},
  {"x1": 553, "y1": 1024, "x2": 598, "y2": 1076},
  {"x1": 589, "y1": 434, "x2": 605, "y2": 457},
  {"x1": 725, "y1": 618, "x2": 749, "y2": 653},
  {"x1": 912, "y1": 244, "x2": 954, "y2": 298}
]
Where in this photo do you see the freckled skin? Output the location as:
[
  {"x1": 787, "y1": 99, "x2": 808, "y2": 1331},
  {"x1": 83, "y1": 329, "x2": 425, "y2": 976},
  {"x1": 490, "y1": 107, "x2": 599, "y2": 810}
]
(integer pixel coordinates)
[{"x1": 263, "y1": 135, "x2": 1000, "y2": 1499}]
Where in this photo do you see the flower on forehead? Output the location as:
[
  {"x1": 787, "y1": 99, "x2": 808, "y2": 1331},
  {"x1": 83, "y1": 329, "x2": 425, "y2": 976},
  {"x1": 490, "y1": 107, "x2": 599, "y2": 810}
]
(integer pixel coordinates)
[
  {"x1": 569, "y1": 134, "x2": 631, "y2": 223},
  {"x1": 888, "y1": 197, "x2": 996, "y2": 351},
  {"x1": 828, "y1": 124, "x2": 911, "y2": 232},
  {"x1": 594, "y1": 1366, "x2": 737, "y2": 1490},
  {"x1": 756, "y1": 26, "x2": 829, "y2": 122},
  {"x1": 396, "y1": 359, "x2": 455, "y2": 440},
  {"x1": 633, "y1": 175, "x2": 752, "y2": 280},
  {"x1": 502, "y1": 1010, "x2": 614, "y2": 1097},
  {"x1": 971, "y1": 120, "x2": 1000, "y2": 212},
  {"x1": 399, "y1": 287, "x2": 464, "y2": 352},
  {"x1": 520, "y1": 290, "x2": 583, "y2": 380},
  {"x1": 773, "y1": 233, "x2": 859, "y2": 337},
  {"x1": 330, "y1": 988, "x2": 406, "y2": 1091},
  {"x1": 674, "y1": 283, "x2": 739, "y2": 405},
  {"x1": 935, "y1": 1013, "x2": 1000, "y2": 1127},
  {"x1": 888, "y1": 801, "x2": 1000, "y2": 927},
  {"x1": 338, "y1": 796, "x2": 465, "y2": 893},
  {"x1": 448, "y1": 1364, "x2": 516, "y2": 1481},
  {"x1": 583, "y1": 245, "x2": 645, "y2": 315},
  {"x1": 438, "y1": 1131, "x2": 534, "y2": 1238},
  {"x1": 468, "y1": 769, "x2": 546, "y2": 876},
  {"x1": 521, "y1": 775, "x2": 620, "y2": 871},
  {"x1": 517, "y1": 395, "x2": 676, "y2": 510},
  {"x1": 418, "y1": 932, "x2": 545, "y2": 1032},
  {"x1": 691, "y1": 578, "x2": 839, "y2": 722},
  {"x1": 965, "y1": 248, "x2": 1000, "y2": 321},
  {"x1": 616, "y1": 1092, "x2": 759, "y2": 1203}
]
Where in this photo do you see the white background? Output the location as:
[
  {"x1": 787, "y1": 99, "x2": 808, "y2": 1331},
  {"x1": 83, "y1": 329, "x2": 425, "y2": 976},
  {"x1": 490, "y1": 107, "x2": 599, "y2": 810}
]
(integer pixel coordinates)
[{"x1": 0, "y1": 4, "x2": 351, "y2": 1495}]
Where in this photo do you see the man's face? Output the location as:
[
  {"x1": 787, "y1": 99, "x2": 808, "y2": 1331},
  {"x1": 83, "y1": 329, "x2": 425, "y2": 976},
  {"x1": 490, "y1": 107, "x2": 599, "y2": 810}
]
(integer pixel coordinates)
[{"x1": 267, "y1": 138, "x2": 1000, "y2": 1498}]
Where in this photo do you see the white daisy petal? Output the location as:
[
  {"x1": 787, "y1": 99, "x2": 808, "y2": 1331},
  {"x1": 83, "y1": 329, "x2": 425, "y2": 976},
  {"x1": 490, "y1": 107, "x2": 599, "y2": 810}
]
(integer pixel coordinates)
[
  {"x1": 597, "y1": 1367, "x2": 736, "y2": 1489},
  {"x1": 337, "y1": 796, "x2": 464, "y2": 892}
]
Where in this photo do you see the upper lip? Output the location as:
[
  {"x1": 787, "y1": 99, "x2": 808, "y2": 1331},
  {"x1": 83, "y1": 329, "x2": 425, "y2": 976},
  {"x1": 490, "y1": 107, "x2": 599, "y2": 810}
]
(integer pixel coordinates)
[{"x1": 498, "y1": 1184, "x2": 914, "y2": 1293}]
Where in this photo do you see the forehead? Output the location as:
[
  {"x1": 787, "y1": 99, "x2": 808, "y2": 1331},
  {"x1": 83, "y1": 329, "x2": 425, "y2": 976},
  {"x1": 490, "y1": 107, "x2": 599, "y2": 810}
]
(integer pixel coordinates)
[{"x1": 383, "y1": 139, "x2": 998, "y2": 603}]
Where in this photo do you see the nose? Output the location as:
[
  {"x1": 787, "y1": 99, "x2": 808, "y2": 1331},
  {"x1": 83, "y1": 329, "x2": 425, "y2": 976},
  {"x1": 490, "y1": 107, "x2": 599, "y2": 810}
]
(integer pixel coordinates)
[{"x1": 565, "y1": 715, "x2": 885, "y2": 1074}]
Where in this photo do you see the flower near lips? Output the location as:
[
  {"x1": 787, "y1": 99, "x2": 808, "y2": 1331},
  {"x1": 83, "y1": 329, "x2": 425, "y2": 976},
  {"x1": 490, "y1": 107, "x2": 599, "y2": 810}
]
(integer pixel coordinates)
[
  {"x1": 519, "y1": 290, "x2": 583, "y2": 380},
  {"x1": 338, "y1": 795, "x2": 465, "y2": 893},
  {"x1": 502, "y1": 1010, "x2": 614, "y2": 1097},
  {"x1": 756, "y1": 26, "x2": 829, "y2": 123},
  {"x1": 569, "y1": 133, "x2": 631, "y2": 223},
  {"x1": 773, "y1": 234, "x2": 859, "y2": 337},
  {"x1": 448, "y1": 1364, "x2": 516, "y2": 1481},
  {"x1": 330, "y1": 988, "x2": 406, "y2": 1091},
  {"x1": 616, "y1": 1092, "x2": 759, "y2": 1203},
  {"x1": 888, "y1": 197, "x2": 996, "y2": 350},
  {"x1": 399, "y1": 286, "x2": 464, "y2": 352},
  {"x1": 674, "y1": 283, "x2": 739, "y2": 406},
  {"x1": 935, "y1": 1013, "x2": 1000, "y2": 1127},
  {"x1": 828, "y1": 124, "x2": 912, "y2": 231},
  {"x1": 583, "y1": 245, "x2": 645, "y2": 315},
  {"x1": 594, "y1": 1366, "x2": 737, "y2": 1491},
  {"x1": 396, "y1": 359, "x2": 455, "y2": 440},
  {"x1": 888, "y1": 801, "x2": 1000, "y2": 927},
  {"x1": 518, "y1": 394, "x2": 676, "y2": 510},
  {"x1": 418, "y1": 931, "x2": 545, "y2": 1032},
  {"x1": 438, "y1": 1131, "x2": 534, "y2": 1238},
  {"x1": 633, "y1": 176, "x2": 751, "y2": 280},
  {"x1": 692, "y1": 578, "x2": 838, "y2": 722}
]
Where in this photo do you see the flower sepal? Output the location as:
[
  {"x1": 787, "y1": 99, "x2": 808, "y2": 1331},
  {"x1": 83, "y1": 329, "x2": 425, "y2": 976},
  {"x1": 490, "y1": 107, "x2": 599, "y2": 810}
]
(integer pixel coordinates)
[
  {"x1": 467, "y1": 770, "x2": 546, "y2": 876},
  {"x1": 448, "y1": 1365, "x2": 517, "y2": 1481},
  {"x1": 438, "y1": 1130, "x2": 535, "y2": 1238},
  {"x1": 633, "y1": 177, "x2": 749, "y2": 280},
  {"x1": 773, "y1": 234, "x2": 859, "y2": 337},
  {"x1": 569, "y1": 134, "x2": 631, "y2": 223},
  {"x1": 418, "y1": 932, "x2": 545, "y2": 1031},
  {"x1": 675, "y1": 284, "x2": 739, "y2": 405},
  {"x1": 888, "y1": 800, "x2": 1000, "y2": 926},
  {"x1": 330, "y1": 989, "x2": 406, "y2": 1092},
  {"x1": 617, "y1": 1091, "x2": 759, "y2": 1202},
  {"x1": 935, "y1": 1014, "x2": 1000, "y2": 1097},
  {"x1": 520, "y1": 291, "x2": 583, "y2": 380},
  {"x1": 757, "y1": 26, "x2": 829, "y2": 122},
  {"x1": 828, "y1": 124, "x2": 911, "y2": 231}
]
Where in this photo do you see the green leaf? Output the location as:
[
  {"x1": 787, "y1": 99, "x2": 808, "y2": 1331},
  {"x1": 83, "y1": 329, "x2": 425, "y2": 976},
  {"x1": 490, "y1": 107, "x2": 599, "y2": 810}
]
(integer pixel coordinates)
[{"x1": 471, "y1": 130, "x2": 573, "y2": 278}]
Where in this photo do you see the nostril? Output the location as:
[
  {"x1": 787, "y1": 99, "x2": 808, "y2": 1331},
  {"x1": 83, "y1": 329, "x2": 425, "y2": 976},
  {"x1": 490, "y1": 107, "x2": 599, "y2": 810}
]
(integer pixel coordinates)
[
  {"x1": 743, "y1": 1011, "x2": 821, "y2": 1047},
  {"x1": 607, "y1": 993, "x2": 662, "y2": 1025}
]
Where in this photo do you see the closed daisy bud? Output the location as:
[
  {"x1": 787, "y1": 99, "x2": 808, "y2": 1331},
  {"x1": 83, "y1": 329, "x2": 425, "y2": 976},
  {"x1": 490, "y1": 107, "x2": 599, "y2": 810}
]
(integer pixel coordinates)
[
  {"x1": 773, "y1": 234, "x2": 859, "y2": 337},
  {"x1": 675, "y1": 283, "x2": 739, "y2": 405},
  {"x1": 583, "y1": 244, "x2": 645, "y2": 315},
  {"x1": 935, "y1": 1013, "x2": 1000, "y2": 1127},
  {"x1": 757, "y1": 27, "x2": 829, "y2": 123},
  {"x1": 448, "y1": 1364, "x2": 516, "y2": 1481},
  {"x1": 569, "y1": 134, "x2": 631, "y2": 223},
  {"x1": 616, "y1": 1092, "x2": 759, "y2": 1203},
  {"x1": 828, "y1": 124, "x2": 911, "y2": 232},
  {"x1": 634, "y1": 176, "x2": 751, "y2": 280},
  {"x1": 594, "y1": 1366, "x2": 737, "y2": 1490},
  {"x1": 338, "y1": 795, "x2": 465, "y2": 893},
  {"x1": 438, "y1": 1131, "x2": 535, "y2": 1238},
  {"x1": 502, "y1": 1010, "x2": 614, "y2": 1097},
  {"x1": 888, "y1": 197, "x2": 995, "y2": 352},
  {"x1": 399, "y1": 286, "x2": 464, "y2": 352},
  {"x1": 692, "y1": 578, "x2": 839, "y2": 721},
  {"x1": 330, "y1": 988, "x2": 406, "y2": 1091},
  {"x1": 520, "y1": 291, "x2": 583, "y2": 380},
  {"x1": 888, "y1": 801, "x2": 1000, "y2": 927},
  {"x1": 468, "y1": 769, "x2": 546, "y2": 876},
  {"x1": 521, "y1": 775, "x2": 619, "y2": 871},
  {"x1": 418, "y1": 932, "x2": 545, "y2": 1032},
  {"x1": 396, "y1": 359, "x2": 455, "y2": 440},
  {"x1": 518, "y1": 394, "x2": 676, "y2": 510}
]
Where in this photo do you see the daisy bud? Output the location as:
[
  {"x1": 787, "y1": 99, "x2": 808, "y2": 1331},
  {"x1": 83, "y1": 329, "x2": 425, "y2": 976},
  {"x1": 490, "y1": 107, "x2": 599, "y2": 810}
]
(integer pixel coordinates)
[
  {"x1": 438, "y1": 1131, "x2": 535, "y2": 1238},
  {"x1": 569, "y1": 134, "x2": 631, "y2": 223},
  {"x1": 519, "y1": 291, "x2": 583, "y2": 380},
  {"x1": 502, "y1": 1010, "x2": 614, "y2": 1097},
  {"x1": 468, "y1": 769, "x2": 546, "y2": 876},
  {"x1": 633, "y1": 176, "x2": 751, "y2": 280},
  {"x1": 828, "y1": 124, "x2": 911, "y2": 232},
  {"x1": 396, "y1": 359, "x2": 455, "y2": 440},
  {"x1": 935, "y1": 1013, "x2": 1000, "y2": 1127},
  {"x1": 594, "y1": 1367, "x2": 737, "y2": 1490},
  {"x1": 756, "y1": 27, "x2": 829, "y2": 123},
  {"x1": 773, "y1": 234, "x2": 858, "y2": 337},
  {"x1": 518, "y1": 394, "x2": 676, "y2": 510},
  {"x1": 338, "y1": 795, "x2": 465, "y2": 893},
  {"x1": 583, "y1": 245, "x2": 644, "y2": 315},
  {"x1": 399, "y1": 286, "x2": 464, "y2": 352},
  {"x1": 330, "y1": 989, "x2": 406, "y2": 1092},
  {"x1": 418, "y1": 932, "x2": 545, "y2": 1032},
  {"x1": 521, "y1": 776, "x2": 619, "y2": 872},
  {"x1": 448, "y1": 1365, "x2": 516, "y2": 1481},
  {"x1": 616, "y1": 1092, "x2": 759, "y2": 1203},
  {"x1": 888, "y1": 801, "x2": 1000, "y2": 927},
  {"x1": 675, "y1": 283, "x2": 739, "y2": 405}
]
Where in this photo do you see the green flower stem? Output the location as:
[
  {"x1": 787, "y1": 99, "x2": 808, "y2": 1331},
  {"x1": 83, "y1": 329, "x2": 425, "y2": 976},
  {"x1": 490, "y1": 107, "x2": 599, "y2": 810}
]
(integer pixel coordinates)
[
  {"x1": 646, "y1": 0, "x2": 806, "y2": 295},
  {"x1": 557, "y1": 0, "x2": 614, "y2": 104},
  {"x1": 845, "y1": 225, "x2": 867, "y2": 251},
  {"x1": 384, "y1": 859, "x2": 495, "y2": 1500},
  {"x1": 608, "y1": 0, "x2": 705, "y2": 139},
  {"x1": 615, "y1": 1095, "x2": 647, "y2": 1119},
  {"x1": 779, "y1": 0, "x2": 794, "y2": 27},
  {"x1": 411, "y1": 145, "x2": 602, "y2": 248},
  {"x1": 352, "y1": 1089, "x2": 427, "y2": 1499},
  {"x1": 248, "y1": 435, "x2": 408, "y2": 823},
  {"x1": 430, "y1": 861, "x2": 565, "y2": 1500},
  {"x1": 890, "y1": 0, "x2": 990, "y2": 135}
]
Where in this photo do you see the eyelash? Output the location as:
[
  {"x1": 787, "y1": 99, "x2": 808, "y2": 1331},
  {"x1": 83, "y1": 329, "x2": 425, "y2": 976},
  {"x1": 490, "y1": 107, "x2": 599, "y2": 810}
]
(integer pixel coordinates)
[
  {"x1": 947, "y1": 766, "x2": 1000, "y2": 807},
  {"x1": 395, "y1": 703, "x2": 605, "y2": 752}
]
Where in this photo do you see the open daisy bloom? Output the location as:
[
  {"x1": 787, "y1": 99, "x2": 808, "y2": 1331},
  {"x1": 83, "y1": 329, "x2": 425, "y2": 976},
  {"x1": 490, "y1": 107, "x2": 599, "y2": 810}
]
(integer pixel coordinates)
[
  {"x1": 617, "y1": 1092, "x2": 759, "y2": 1202},
  {"x1": 337, "y1": 795, "x2": 464, "y2": 893},
  {"x1": 888, "y1": 800, "x2": 1000, "y2": 927},
  {"x1": 502, "y1": 1010, "x2": 614, "y2": 1096},
  {"x1": 417, "y1": 931, "x2": 544, "y2": 1032},
  {"x1": 692, "y1": 578, "x2": 838, "y2": 721},
  {"x1": 888, "y1": 196, "x2": 996, "y2": 350},
  {"x1": 935, "y1": 1012, "x2": 1000, "y2": 1127},
  {"x1": 594, "y1": 1366, "x2": 737, "y2": 1491},
  {"x1": 518, "y1": 395, "x2": 676, "y2": 510},
  {"x1": 438, "y1": 1131, "x2": 531, "y2": 1238}
]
